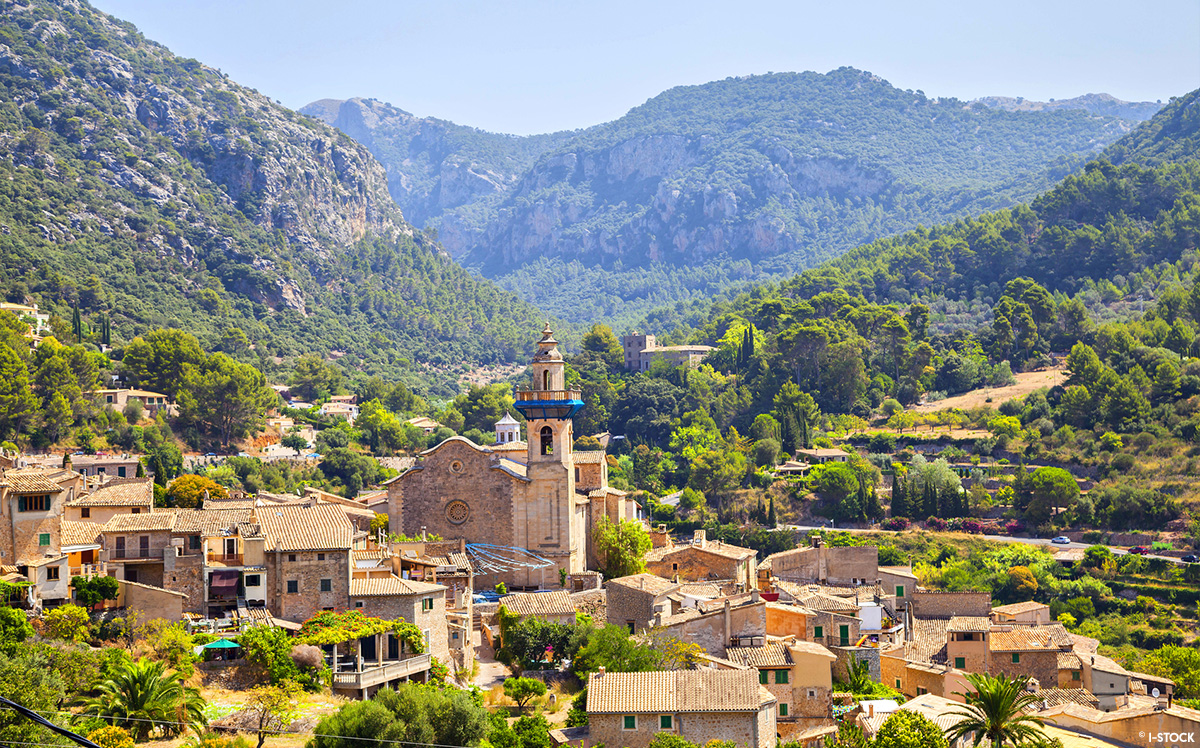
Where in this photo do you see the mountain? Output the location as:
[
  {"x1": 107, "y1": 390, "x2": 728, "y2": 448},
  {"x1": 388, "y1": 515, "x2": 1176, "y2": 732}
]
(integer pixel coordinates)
[
  {"x1": 299, "y1": 97, "x2": 573, "y2": 258},
  {"x1": 641, "y1": 88, "x2": 1200, "y2": 344},
  {"x1": 310, "y1": 70, "x2": 1153, "y2": 325},
  {"x1": 1103, "y1": 89, "x2": 1200, "y2": 168},
  {"x1": 973, "y1": 93, "x2": 1162, "y2": 122},
  {"x1": 0, "y1": 0, "x2": 549, "y2": 394}
]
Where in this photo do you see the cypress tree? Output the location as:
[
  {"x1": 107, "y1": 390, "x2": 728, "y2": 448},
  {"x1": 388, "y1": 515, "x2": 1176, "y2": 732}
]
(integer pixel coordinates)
[
  {"x1": 71, "y1": 305, "x2": 82, "y2": 342},
  {"x1": 923, "y1": 480, "x2": 937, "y2": 518},
  {"x1": 800, "y1": 416, "x2": 810, "y2": 450},
  {"x1": 767, "y1": 495, "x2": 777, "y2": 526},
  {"x1": 891, "y1": 474, "x2": 907, "y2": 518},
  {"x1": 746, "y1": 325, "x2": 755, "y2": 361},
  {"x1": 865, "y1": 479, "x2": 883, "y2": 521}
]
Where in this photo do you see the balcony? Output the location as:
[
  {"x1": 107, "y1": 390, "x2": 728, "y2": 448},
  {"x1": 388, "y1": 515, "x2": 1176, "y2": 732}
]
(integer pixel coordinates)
[
  {"x1": 206, "y1": 553, "x2": 244, "y2": 567},
  {"x1": 68, "y1": 563, "x2": 108, "y2": 579},
  {"x1": 331, "y1": 654, "x2": 432, "y2": 691},
  {"x1": 112, "y1": 548, "x2": 165, "y2": 561},
  {"x1": 513, "y1": 388, "x2": 584, "y2": 420}
]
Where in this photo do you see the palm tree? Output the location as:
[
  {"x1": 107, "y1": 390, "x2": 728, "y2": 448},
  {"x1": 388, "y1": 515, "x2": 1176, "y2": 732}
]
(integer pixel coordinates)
[
  {"x1": 947, "y1": 672, "x2": 1048, "y2": 748},
  {"x1": 76, "y1": 657, "x2": 207, "y2": 740}
]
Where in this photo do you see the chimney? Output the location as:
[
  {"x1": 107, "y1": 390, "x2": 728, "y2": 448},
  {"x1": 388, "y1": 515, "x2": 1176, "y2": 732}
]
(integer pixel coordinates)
[
  {"x1": 724, "y1": 599, "x2": 732, "y2": 645},
  {"x1": 751, "y1": 589, "x2": 760, "y2": 603},
  {"x1": 868, "y1": 703, "x2": 875, "y2": 718},
  {"x1": 598, "y1": 666, "x2": 605, "y2": 676},
  {"x1": 694, "y1": 529, "x2": 707, "y2": 549}
]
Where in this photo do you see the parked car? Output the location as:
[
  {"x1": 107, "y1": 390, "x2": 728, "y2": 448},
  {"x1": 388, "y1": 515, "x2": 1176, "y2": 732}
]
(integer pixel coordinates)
[
  {"x1": 1051, "y1": 536, "x2": 1071, "y2": 545},
  {"x1": 1182, "y1": 554, "x2": 1198, "y2": 563},
  {"x1": 1129, "y1": 546, "x2": 1151, "y2": 555}
]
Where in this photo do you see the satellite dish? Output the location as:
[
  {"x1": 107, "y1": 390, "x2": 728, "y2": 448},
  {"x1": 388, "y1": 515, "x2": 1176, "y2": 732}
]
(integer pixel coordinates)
[{"x1": 1153, "y1": 688, "x2": 1161, "y2": 698}]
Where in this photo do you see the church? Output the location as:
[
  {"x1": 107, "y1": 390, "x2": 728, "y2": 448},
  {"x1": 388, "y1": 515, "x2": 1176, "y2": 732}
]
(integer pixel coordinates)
[{"x1": 384, "y1": 326, "x2": 637, "y2": 589}]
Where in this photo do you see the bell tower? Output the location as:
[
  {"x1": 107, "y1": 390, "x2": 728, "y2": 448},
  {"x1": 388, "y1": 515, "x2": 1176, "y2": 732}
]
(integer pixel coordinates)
[{"x1": 513, "y1": 324, "x2": 586, "y2": 578}]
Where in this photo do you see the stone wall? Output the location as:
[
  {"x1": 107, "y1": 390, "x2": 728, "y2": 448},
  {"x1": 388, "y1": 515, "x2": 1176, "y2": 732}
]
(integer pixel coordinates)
[
  {"x1": 606, "y1": 582, "x2": 670, "y2": 633},
  {"x1": 162, "y1": 554, "x2": 204, "y2": 614},
  {"x1": 268, "y1": 549, "x2": 350, "y2": 623},
  {"x1": 589, "y1": 710, "x2": 772, "y2": 748},
  {"x1": 353, "y1": 590, "x2": 450, "y2": 662},
  {"x1": 120, "y1": 579, "x2": 185, "y2": 621},
  {"x1": 990, "y1": 650, "x2": 1058, "y2": 690},
  {"x1": 660, "y1": 601, "x2": 766, "y2": 657},
  {"x1": 912, "y1": 590, "x2": 991, "y2": 618},
  {"x1": 387, "y1": 439, "x2": 519, "y2": 549},
  {"x1": 771, "y1": 546, "x2": 878, "y2": 586},
  {"x1": 645, "y1": 545, "x2": 742, "y2": 585},
  {"x1": 833, "y1": 647, "x2": 880, "y2": 681}
]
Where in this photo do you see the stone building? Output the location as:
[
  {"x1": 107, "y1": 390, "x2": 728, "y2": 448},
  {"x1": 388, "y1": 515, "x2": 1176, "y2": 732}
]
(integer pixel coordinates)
[
  {"x1": 349, "y1": 576, "x2": 449, "y2": 663},
  {"x1": 607, "y1": 573, "x2": 680, "y2": 633},
  {"x1": 501, "y1": 589, "x2": 577, "y2": 625},
  {"x1": 64, "y1": 478, "x2": 153, "y2": 524},
  {"x1": 654, "y1": 591, "x2": 767, "y2": 658},
  {"x1": 725, "y1": 640, "x2": 837, "y2": 737},
  {"x1": 644, "y1": 530, "x2": 757, "y2": 590},
  {"x1": 586, "y1": 669, "x2": 777, "y2": 748},
  {"x1": 911, "y1": 590, "x2": 992, "y2": 618},
  {"x1": 258, "y1": 504, "x2": 354, "y2": 623},
  {"x1": 385, "y1": 327, "x2": 637, "y2": 588},
  {"x1": 990, "y1": 600, "x2": 1052, "y2": 625},
  {"x1": 759, "y1": 542, "x2": 878, "y2": 588}
]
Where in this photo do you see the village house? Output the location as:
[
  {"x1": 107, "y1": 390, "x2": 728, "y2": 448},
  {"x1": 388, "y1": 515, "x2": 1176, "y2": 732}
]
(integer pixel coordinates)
[
  {"x1": 607, "y1": 573, "x2": 680, "y2": 633},
  {"x1": 725, "y1": 640, "x2": 838, "y2": 737},
  {"x1": 758, "y1": 539, "x2": 879, "y2": 589},
  {"x1": 652, "y1": 590, "x2": 767, "y2": 658},
  {"x1": 89, "y1": 388, "x2": 175, "y2": 416},
  {"x1": 621, "y1": 332, "x2": 715, "y2": 372},
  {"x1": 501, "y1": 589, "x2": 577, "y2": 625},
  {"x1": 319, "y1": 401, "x2": 360, "y2": 424},
  {"x1": 794, "y1": 448, "x2": 851, "y2": 464},
  {"x1": 644, "y1": 529, "x2": 757, "y2": 590},
  {"x1": 586, "y1": 668, "x2": 777, "y2": 748},
  {"x1": 349, "y1": 575, "x2": 449, "y2": 663},
  {"x1": 64, "y1": 477, "x2": 153, "y2": 524},
  {"x1": 990, "y1": 600, "x2": 1052, "y2": 625}
]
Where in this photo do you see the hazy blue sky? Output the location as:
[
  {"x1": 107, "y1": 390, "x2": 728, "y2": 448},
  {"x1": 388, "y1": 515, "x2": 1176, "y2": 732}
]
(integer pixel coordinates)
[{"x1": 92, "y1": 0, "x2": 1200, "y2": 135}]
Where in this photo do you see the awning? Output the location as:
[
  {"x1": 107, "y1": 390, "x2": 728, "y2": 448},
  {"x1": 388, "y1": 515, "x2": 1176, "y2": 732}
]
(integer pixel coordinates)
[
  {"x1": 204, "y1": 638, "x2": 241, "y2": 649},
  {"x1": 210, "y1": 570, "x2": 239, "y2": 593}
]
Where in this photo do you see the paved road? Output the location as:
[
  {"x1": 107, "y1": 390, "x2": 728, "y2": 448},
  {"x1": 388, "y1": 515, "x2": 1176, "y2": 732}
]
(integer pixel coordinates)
[{"x1": 781, "y1": 524, "x2": 1187, "y2": 563}]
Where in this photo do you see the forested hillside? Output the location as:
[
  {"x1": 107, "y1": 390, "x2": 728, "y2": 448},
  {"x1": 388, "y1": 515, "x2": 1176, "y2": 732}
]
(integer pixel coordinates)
[
  {"x1": 315, "y1": 69, "x2": 1150, "y2": 325},
  {"x1": 0, "y1": 0, "x2": 551, "y2": 395}
]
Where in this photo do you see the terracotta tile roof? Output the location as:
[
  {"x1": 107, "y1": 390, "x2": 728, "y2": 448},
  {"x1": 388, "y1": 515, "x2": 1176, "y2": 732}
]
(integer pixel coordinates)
[
  {"x1": 607, "y1": 573, "x2": 678, "y2": 596},
  {"x1": 68, "y1": 478, "x2": 153, "y2": 507},
  {"x1": 679, "y1": 582, "x2": 723, "y2": 598},
  {"x1": 102, "y1": 511, "x2": 176, "y2": 532},
  {"x1": 495, "y1": 458, "x2": 528, "y2": 480},
  {"x1": 727, "y1": 642, "x2": 794, "y2": 668},
  {"x1": 501, "y1": 590, "x2": 575, "y2": 618},
  {"x1": 991, "y1": 601, "x2": 1050, "y2": 616},
  {"x1": 60, "y1": 521, "x2": 101, "y2": 548},
  {"x1": 1127, "y1": 670, "x2": 1175, "y2": 686},
  {"x1": 897, "y1": 618, "x2": 951, "y2": 664},
  {"x1": 798, "y1": 591, "x2": 861, "y2": 613},
  {"x1": 572, "y1": 451, "x2": 607, "y2": 464},
  {"x1": 947, "y1": 616, "x2": 993, "y2": 632},
  {"x1": 172, "y1": 509, "x2": 255, "y2": 536},
  {"x1": 990, "y1": 624, "x2": 1074, "y2": 652},
  {"x1": 879, "y1": 565, "x2": 918, "y2": 580},
  {"x1": 1, "y1": 469, "x2": 65, "y2": 494},
  {"x1": 257, "y1": 504, "x2": 353, "y2": 551},
  {"x1": 1035, "y1": 688, "x2": 1099, "y2": 709},
  {"x1": 349, "y1": 576, "x2": 445, "y2": 597},
  {"x1": 587, "y1": 669, "x2": 773, "y2": 713},
  {"x1": 645, "y1": 539, "x2": 756, "y2": 563},
  {"x1": 201, "y1": 497, "x2": 259, "y2": 510},
  {"x1": 1088, "y1": 653, "x2": 1130, "y2": 676},
  {"x1": 1069, "y1": 633, "x2": 1099, "y2": 654},
  {"x1": 1058, "y1": 651, "x2": 1082, "y2": 670}
]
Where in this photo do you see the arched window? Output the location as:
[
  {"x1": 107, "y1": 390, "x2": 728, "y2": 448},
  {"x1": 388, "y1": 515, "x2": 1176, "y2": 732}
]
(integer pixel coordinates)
[
  {"x1": 540, "y1": 426, "x2": 554, "y2": 455},
  {"x1": 542, "y1": 370, "x2": 550, "y2": 390}
]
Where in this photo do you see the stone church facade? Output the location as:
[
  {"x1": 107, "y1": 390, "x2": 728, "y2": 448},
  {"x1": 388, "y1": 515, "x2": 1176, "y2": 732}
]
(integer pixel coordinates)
[{"x1": 385, "y1": 326, "x2": 638, "y2": 589}]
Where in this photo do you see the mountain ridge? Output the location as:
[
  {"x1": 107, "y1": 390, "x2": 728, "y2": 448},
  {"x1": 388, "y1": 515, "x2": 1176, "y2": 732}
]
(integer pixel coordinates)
[{"x1": 309, "y1": 70, "x2": 1156, "y2": 325}]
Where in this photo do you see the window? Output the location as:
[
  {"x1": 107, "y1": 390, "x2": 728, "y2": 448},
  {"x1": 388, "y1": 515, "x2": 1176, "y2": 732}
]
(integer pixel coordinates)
[
  {"x1": 896, "y1": 679, "x2": 902, "y2": 689},
  {"x1": 106, "y1": 395, "x2": 114, "y2": 404},
  {"x1": 1011, "y1": 653, "x2": 1020, "y2": 664},
  {"x1": 118, "y1": 466, "x2": 126, "y2": 478},
  {"x1": 288, "y1": 554, "x2": 296, "y2": 562},
  {"x1": 245, "y1": 575, "x2": 261, "y2": 587},
  {"x1": 318, "y1": 553, "x2": 325, "y2": 561},
  {"x1": 422, "y1": 597, "x2": 435, "y2": 611},
  {"x1": 18, "y1": 495, "x2": 50, "y2": 512},
  {"x1": 672, "y1": 563, "x2": 678, "y2": 571},
  {"x1": 189, "y1": 535, "x2": 201, "y2": 550},
  {"x1": 131, "y1": 508, "x2": 140, "y2": 514},
  {"x1": 542, "y1": 371, "x2": 550, "y2": 390},
  {"x1": 38, "y1": 533, "x2": 50, "y2": 547},
  {"x1": 1072, "y1": 671, "x2": 1081, "y2": 681},
  {"x1": 896, "y1": 585, "x2": 905, "y2": 597},
  {"x1": 46, "y1": 567, "x2": 59, "y2": 581},
  {"x1": 320, "y1": 579, "x2": 332, "y2": 592},
  {"x1": 355, "y1": 601, "x2": 364, "y2": 608},
  {"x1": 759, "y1": 670, "x2": 768, "y2": 685},
  {"x1": 813, "y1": 626, "x2": 823, "y2": 639},
  {"x1": 659, "y1": 715, "x2": 673, "y2": 730},
  {"x1": 623, "y1": 716, "x2": 636, "y2": 731},
  {"x1": 287, "y1": 580, "x2": 298, "y2": 594},
  {"x1": 779, "y1": 703, "x2": 788, "y2": 717},
  {"x1": 452, "y1": 631, "x2": 459, "y2": 640},
  {"x1": 81, "y1": 507, "x2": 90, "y2": 518},
  {"x1": 575, "y1": 468, "x2": 580, "y2": 482},
  {"x1": 126, "y1": 569, "x2": 138, "y2": 583},
  {"x1": 807, "y1": 689, "x2": 817, "y2": 699},
  {"x1": 540, "y1": 426, "x2": 554, "y2": 455},
  {"x1": 626, "y1": 620, "x2": 635, "y2": 634},
  {"x1": 954, "y1": 657, "x2": 965, "y2": 669},
  {"x1": 775, "y1": 670, "x2": 789, "y2": 685},
  {"x1": 918, "y1": 687, "x2": 928, "y2": 695}
]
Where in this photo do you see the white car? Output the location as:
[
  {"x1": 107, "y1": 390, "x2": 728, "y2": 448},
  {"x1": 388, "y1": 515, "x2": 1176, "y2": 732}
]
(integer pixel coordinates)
[{"x1": 1051, "y1": 536, "x2": 1071, "y2": 545}]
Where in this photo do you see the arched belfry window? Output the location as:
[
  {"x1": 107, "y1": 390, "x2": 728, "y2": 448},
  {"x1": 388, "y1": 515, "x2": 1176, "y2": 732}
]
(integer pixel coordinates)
[
  {"x1": 540, "y1": 426, "x2": 554, "y2": 455},
  {"x1": 542, "y1": 370, "x2": 550, "y2": 390}
]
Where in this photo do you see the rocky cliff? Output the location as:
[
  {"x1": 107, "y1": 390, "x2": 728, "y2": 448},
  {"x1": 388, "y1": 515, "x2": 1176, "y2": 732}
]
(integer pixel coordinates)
[
  {"x1": 314, "y1": 69, "x2": 1154, "y2": 324},
  {"x1": 0, "y1": 0, "x2": 546, "y2": 384}
]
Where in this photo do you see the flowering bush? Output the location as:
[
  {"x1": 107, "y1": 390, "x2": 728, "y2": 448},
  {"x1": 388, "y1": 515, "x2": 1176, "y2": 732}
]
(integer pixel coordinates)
[
  {"x1": 960, "y1": 520, "x2": 984, "y2": 534},
  {"x1": 925, "y1": 516, "x2": 949, "y2": 531},
  {"x1": 882, "y1": 517, "x2": 910, "y2": 531},
  {"x1": 1005, "y1": 521, "x2": 1026, "y2": 535}
]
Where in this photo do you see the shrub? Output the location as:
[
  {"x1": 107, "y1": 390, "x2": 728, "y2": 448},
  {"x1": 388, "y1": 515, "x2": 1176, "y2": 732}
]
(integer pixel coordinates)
[
  {"x1": 882, "y1": 517, "x2": 910, "y2": 531},
  {"x1": 291, "y1": 643, "x2": 325, "y2": 672},
  {"x1": 925, "y1": 516, "x2": 949, "y2": 531},
  {"x1": 87, "y1": 726, "x2": 135, "y2": 748},
  {"x1": 960, "y1": 519, "x2": 984, "y2": 534},
  {"x1": 42, "y1": 604, "x2": 90, "y2": 643}
]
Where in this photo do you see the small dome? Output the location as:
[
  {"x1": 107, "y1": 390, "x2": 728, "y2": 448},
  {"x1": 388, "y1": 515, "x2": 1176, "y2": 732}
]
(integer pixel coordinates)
[{"x1": 496, "y1": 412, "x2": 519, "y2": 426}]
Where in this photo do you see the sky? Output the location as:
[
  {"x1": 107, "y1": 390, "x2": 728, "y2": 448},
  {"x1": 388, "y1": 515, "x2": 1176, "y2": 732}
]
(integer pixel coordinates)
[{"x1": 92, "y1": 0, "x2": 1200, "y2": 136}]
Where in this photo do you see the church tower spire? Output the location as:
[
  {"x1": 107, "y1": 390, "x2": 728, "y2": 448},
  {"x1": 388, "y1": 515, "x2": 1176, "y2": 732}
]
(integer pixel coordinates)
[{"x1": 514, "y1": 324, "x2": 583, "y2": 463}]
